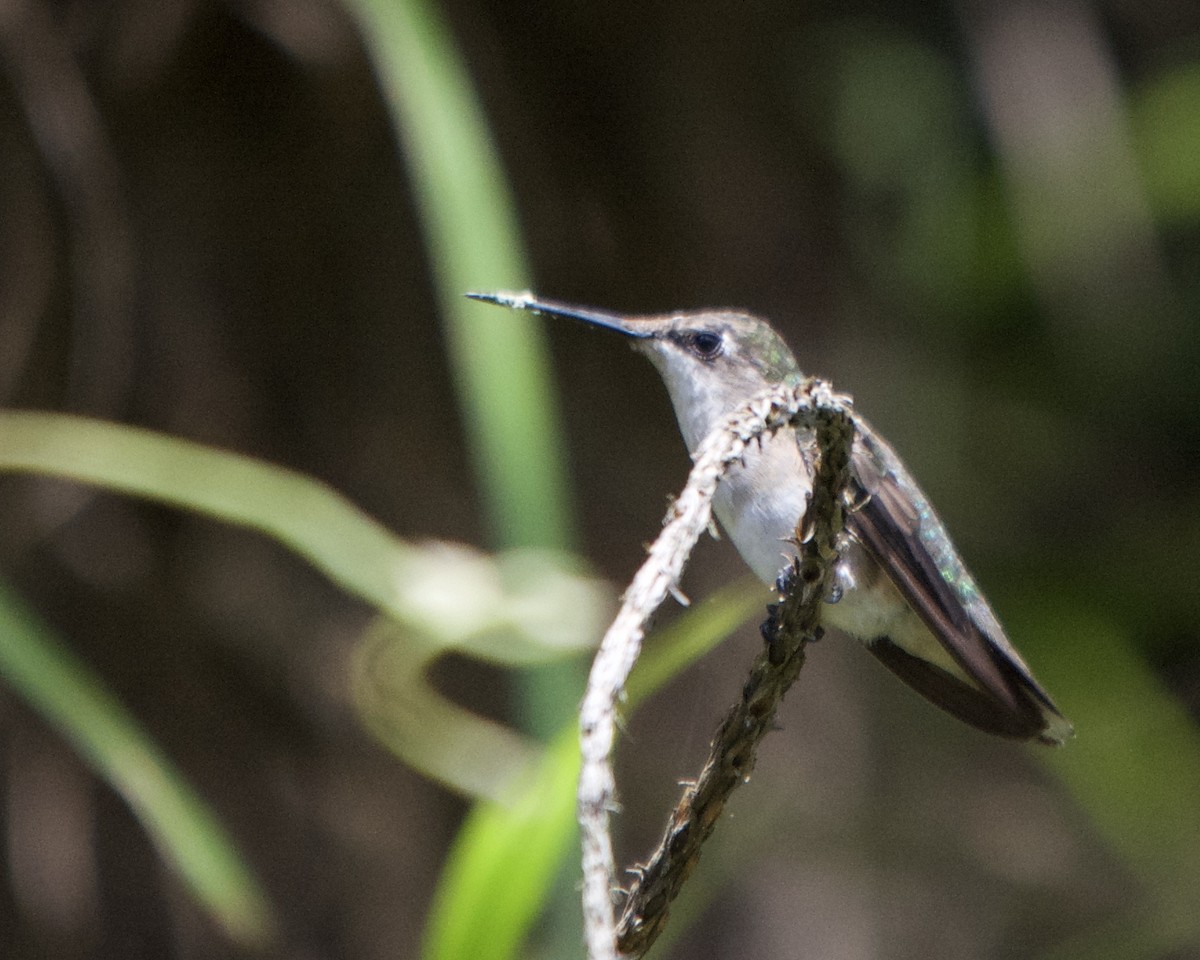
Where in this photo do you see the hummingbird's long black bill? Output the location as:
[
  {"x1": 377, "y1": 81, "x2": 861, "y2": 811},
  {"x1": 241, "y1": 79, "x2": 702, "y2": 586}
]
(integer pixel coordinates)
[{"x1": 466, "y1": 291, "x2": 653, "y2": 339}]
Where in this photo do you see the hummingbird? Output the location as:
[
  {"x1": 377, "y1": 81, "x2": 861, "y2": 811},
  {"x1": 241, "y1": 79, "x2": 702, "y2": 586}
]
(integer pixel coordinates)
[{"x1": 467, "y1": 291, "x2": 1073, "y2": 746}]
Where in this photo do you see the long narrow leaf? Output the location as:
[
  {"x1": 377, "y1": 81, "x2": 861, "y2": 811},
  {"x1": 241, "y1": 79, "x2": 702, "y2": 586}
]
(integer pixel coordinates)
[
  {"x1": 0, "y1": 580, "x2": 274, "y2": 945},
  {"x1": 0, "y1": 411, "x2": 414, "y2": 616},
  {"x1": 345, "y1": 0, "x2": 586, "y2": 749},
  {"x1": 1027, "y1": 604, "x2": 1200, "y2": 955},
  {"x1": 423, "y1": 581, "x2": 765, "y2": 960},
  {"x1": 0, "y1": 412, "x2": 603, "y2": 801},
  {"x1": 345, "y1": 0, "x2": 589, "y2": 952},
  {"x1": 346, "y1": 0, "x2": 570, "y2": 555}
]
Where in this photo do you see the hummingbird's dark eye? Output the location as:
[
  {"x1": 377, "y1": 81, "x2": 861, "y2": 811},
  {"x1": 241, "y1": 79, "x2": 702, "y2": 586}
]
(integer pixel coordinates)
[{"x1": 686, "y1": 330, "x2": 724, "y2": 360}]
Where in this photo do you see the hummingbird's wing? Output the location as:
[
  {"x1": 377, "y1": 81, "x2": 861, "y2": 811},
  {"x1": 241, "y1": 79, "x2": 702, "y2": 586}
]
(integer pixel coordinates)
[{"x1": 845, "y1": 417, "x2": 1071, "y2": 744}]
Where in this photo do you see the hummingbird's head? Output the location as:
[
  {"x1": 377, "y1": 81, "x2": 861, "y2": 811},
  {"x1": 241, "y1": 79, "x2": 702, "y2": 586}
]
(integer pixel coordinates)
[{"x1": 467, "y1": 292, "x2": 803, "y2": 452}]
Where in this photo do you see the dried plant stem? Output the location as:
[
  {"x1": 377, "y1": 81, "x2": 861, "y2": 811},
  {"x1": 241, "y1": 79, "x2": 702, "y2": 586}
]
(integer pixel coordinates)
[{"x1": 577, "y1": 380, "x2": 856, "y2": 960}]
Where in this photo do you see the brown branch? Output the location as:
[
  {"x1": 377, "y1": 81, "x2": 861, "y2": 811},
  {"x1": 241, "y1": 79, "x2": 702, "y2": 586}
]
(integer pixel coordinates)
[
  {"x1": 616, "y1": 390, "x2": 854, "y2": 957},
  {"x1": 576, "y1": 379, "x2": 856, "y2": 960}
]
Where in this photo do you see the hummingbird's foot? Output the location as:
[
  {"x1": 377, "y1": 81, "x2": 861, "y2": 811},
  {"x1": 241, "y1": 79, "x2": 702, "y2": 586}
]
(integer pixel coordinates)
[
  {"x1": 761, "y1": 603, "x2": 782, "y2": 634},
  {"x1": 762, "y1": 559, "x2": 830, "y2": 662},
  {"x1": 762, "y1": 559, "x2": 803, "y2": 663},
  {"x1": 774, "y1": 562, "x2": 798, "y2": 596},
  {"x1": 760, "y1": 603, "x2": 785, "y2": 664}
]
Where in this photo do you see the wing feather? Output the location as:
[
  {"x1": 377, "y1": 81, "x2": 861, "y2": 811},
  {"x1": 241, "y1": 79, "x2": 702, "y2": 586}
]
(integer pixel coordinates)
[{"x1": 846, "y1": 419, "x2": 1066, "y2": 740}]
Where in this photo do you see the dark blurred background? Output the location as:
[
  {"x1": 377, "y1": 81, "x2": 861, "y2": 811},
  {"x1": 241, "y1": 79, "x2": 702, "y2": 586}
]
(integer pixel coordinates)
[{"x1": 1, "y1": 0, "x2": 1199, "y2": 957}]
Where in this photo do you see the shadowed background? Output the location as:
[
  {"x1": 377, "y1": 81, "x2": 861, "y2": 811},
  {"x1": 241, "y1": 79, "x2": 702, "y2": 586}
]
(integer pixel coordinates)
[{"x1": 1, "y1": 0, "x2": 1199, "y2": 958}]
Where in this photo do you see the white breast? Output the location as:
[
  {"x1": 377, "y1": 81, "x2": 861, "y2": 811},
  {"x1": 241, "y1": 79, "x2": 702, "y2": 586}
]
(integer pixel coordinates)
[
  {"x1": 709, "y1": 431, "x2": 811, "y2": 585},
  {"x1": 709, "y1": 427, "x2": 967, "y2": 679}
]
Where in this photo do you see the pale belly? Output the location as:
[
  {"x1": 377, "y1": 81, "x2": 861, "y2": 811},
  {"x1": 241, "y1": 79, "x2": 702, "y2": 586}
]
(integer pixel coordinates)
[{"x1": 711, "y1": 435, "x2": 969, "y2": 681}]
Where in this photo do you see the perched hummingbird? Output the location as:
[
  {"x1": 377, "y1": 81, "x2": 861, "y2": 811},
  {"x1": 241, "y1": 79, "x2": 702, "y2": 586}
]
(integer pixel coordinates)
[{"x1": 468, "y1": 291, "x2": 1073, "y2": 745}]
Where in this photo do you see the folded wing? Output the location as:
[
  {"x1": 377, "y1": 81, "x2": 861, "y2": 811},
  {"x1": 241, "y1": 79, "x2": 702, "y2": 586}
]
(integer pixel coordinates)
[{"x1": 846, "y1": 420, "x2": 1071, "y2": 745}]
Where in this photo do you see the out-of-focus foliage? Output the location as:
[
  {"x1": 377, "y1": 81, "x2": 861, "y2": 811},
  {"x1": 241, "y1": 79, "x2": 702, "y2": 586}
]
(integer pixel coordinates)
[
  {"x1": 0, "y1": 408, "x2": 753, "y2": 960},
  {"x1": 422, "y1": 580, "x2": 763, "y2": 960},
  {"x1": 1131, "y1": 63, "x2": 1200, "y2": 222},
  {"x1": 344, "y1": 0, "x2": 590, "y2": 950},
  {"x1": 0, "y1": 577, "x2": 275, "y2": 946},
  {"x1": 1027, "y1": 604, "x2": 1200, "y2": 960},
  {"x1": 0, "y1": 412, "x2": 606, "y2": 800},
  {"x1": 346, "y1": 0, "x2": 570, "y2": 554}
]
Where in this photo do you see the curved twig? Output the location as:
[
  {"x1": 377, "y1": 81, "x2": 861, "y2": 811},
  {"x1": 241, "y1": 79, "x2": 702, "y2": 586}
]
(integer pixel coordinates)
[{"x1": 577, "y1": 379, "x2": 856, "y2": 960}]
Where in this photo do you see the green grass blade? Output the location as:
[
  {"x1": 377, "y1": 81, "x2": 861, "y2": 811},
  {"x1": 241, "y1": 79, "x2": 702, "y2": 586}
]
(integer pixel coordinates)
[
  {"x1": 423, "y1": 729, "x2": 581, "y2": 960},
  {"x1": 344, "y1": 1, "x2": 590, "y2": 949},
  {"x1": 625, "y1": 579, "x2": 765, "y2": 707},
  {"x1": 0, "y1": 411, "x2": 607, "y2": 801},
  {"x1": 0, "y1": 579, "x2": 275, "y2": 945},
  {"x1": 347, "y1": 0, "x2": 581, "y2": 776},
  {"x1": 0, "y1": 410, "x2": 416, "y2": 617},
  {"x1": 346, "y1": 0, "x2": 571, "y2": 555},
  {"x1": 1025, "y1": 603, "x2": 1200, "y2": 953},
  {"x1": 423, "y1": 581, "x2": 765, "y2": 960}
]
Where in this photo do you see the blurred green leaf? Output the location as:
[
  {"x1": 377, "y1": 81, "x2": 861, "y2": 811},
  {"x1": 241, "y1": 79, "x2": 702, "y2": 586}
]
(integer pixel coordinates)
[
  {"x1": 345, "y1": 0, "x2": 570, "y2": 556},
  {"x1": 0, "y1": 412, "x2": 602, "y2": 657},
  {"x1": 423, "y1": 580, "x2": 766, "y2": 960},
  {"x1": 815, "y1": 20, "x2": 1009, "y2": 318},
  {"x1": 0, "y1": 410, "x2": 418, "y2": 617},
  {"x1": 0, "y1": 412, "x2": 606, "y2": 800},
  {"x1": 347, "y1": 0, "x2": 581, "y2": 801},
  {"x1": 423, "y1": 727, "x2": 581, "y2": 960},
  {"x1": 0, "y1": 579, "x2": 275, "y2": 946},
  {"x1": 1024, "y1": 606, "x2": 1200, "y2": 891},
  {"x1": 1017, "y1": 601, "x2": 1200, "y2": 955},
  {"x1": 345, "y1": 0, "x2": 588, "y2": 951},
  {"x1": 1131, "y1": 63, "x2": 1200, "y2": 222}
]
